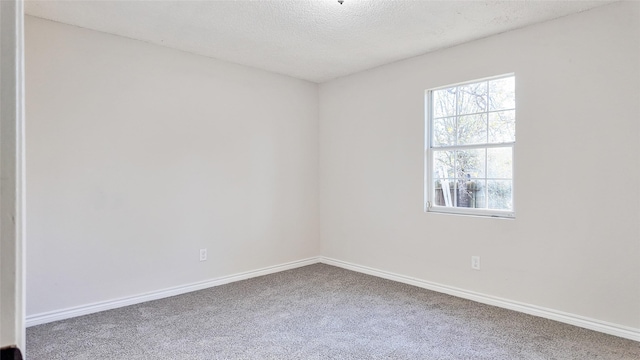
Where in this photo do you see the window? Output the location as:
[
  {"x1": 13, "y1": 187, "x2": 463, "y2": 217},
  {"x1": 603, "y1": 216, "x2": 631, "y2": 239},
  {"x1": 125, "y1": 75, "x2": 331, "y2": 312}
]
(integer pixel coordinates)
[{"x1": 425, "y1": 75, "x2": 515, "y2": 218}]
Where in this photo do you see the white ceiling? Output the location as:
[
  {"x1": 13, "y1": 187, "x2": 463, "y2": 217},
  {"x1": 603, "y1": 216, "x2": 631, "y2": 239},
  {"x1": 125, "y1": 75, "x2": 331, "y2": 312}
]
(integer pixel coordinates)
[{"x1": 25, "y1": 0, "x2": 616, "y2": 83}]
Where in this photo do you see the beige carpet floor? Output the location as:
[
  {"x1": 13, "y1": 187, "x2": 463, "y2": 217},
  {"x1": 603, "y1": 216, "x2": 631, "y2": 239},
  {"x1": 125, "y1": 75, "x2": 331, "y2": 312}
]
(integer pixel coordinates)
[{"x1": 27, "y1": 264, "x2": 640, "y2": 359}]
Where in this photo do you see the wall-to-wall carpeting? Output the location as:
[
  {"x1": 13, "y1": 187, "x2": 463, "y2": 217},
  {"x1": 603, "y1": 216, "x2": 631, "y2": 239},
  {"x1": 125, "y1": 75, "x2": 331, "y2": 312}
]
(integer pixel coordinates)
[{"x1": 27, "y1": 264, "x2": 639, "y2": 359}]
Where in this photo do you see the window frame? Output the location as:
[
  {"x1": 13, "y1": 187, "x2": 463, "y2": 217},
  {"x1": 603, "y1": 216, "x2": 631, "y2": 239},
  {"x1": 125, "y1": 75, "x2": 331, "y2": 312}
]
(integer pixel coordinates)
[{"x1": 424, "y1": 74, "x2": 516, "y2": 219}]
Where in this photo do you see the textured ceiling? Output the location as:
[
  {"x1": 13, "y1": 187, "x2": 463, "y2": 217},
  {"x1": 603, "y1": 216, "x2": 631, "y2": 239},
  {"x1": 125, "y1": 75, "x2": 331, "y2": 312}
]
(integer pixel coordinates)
[{"x1": 25, "y1": 0, "x2": 616, "y2": 83}]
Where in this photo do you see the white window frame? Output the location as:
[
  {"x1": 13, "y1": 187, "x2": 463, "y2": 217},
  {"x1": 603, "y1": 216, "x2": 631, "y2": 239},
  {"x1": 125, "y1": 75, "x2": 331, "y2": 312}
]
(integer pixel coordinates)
[{"x1": 424, "y1": 74, "x2": 515, "y2": 219}]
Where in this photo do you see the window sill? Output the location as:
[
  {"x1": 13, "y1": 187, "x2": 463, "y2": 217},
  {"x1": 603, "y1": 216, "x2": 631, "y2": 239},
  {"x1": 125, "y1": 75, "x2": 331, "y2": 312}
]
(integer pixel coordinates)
[{"x1": 426, "y1": 206, "x2": 515, "y2": 219}]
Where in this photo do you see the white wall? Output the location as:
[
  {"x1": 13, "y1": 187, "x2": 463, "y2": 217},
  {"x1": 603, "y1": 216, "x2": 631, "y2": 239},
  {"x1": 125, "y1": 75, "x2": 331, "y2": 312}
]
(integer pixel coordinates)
[
  {"x1": 319, "y1": 1, "x2": 640, "y2": 330},
  {"x1": 26, "y1": 16, "x2": 319, "y2": 315},
  {"x1": 26, "y1": 1, "x2": 640, "y2": 335}
]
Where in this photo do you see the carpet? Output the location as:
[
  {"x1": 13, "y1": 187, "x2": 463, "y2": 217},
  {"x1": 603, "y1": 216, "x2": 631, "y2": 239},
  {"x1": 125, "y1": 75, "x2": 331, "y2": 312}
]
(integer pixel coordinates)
[{"x1": 27, "y1": 264, "x2": 640, "y2": 359}]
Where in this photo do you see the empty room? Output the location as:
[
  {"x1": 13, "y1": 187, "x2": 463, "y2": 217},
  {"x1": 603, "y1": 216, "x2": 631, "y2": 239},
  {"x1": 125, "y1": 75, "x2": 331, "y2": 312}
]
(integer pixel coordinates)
[{"x1": 1, "y1": 0, "x2": 639, "y2": 359}]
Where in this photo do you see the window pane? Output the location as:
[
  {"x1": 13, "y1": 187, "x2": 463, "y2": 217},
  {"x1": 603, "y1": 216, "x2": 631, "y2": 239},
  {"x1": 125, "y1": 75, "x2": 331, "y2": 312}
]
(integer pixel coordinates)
[
  {"x1": 457, "y1": 82, "x2": 487, "y2": 115},
  {"x1": 455, "y1": 149, "x2": 485, "y2": 178},
  {"x1": 487, "y1": 180, "x2": 512, "y2": 210},
  {"x1": 457, "y1": 178, "x2": 484, "y2": 208},
  {"x1": 488, "y1": 110, "x2": 515, "y2": 144},
  {"x1": 471, "y1": 179, "x2": 486, "y2": 209},
  {"x1": 487, "y1": 147, "x2": 512, "y2": 179},
  {"x1": 489, "y1": 77, "x2": 515, "y2": 111},
  {"x1": 433, "y1": 117, "x2": 456, "y2": 146},
  {"x1": 433, "y1": 88, "x2": 456, "y2": 118},
  {"x1": 457, "y1": 114, "x2": 487, "y2": 145},
  {"x1": 433, "y1": 150, "x2": 455, "y2": 178},
  {"x1": 434, "y1": 179, "x2": 454, "y2": 206}
]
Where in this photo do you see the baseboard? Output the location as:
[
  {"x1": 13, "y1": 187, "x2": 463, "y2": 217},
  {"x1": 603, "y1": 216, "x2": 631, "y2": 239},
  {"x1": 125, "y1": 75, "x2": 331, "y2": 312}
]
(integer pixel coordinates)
[
  {"x1": 26, "y1": 257, "x2": 320, "y2": 327},
  {"x1": 319, "y1": 256, "x2": 640, "y2": 342},
  {"x1": 27, "y1": 255, "x2": 640, "y2": 342}
]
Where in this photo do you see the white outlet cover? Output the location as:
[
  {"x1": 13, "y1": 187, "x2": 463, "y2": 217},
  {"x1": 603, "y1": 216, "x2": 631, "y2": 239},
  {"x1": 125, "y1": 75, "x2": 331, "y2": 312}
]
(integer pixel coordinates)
[{"x1": 471, "y1": 256, "x2": 481, "y2": 270}]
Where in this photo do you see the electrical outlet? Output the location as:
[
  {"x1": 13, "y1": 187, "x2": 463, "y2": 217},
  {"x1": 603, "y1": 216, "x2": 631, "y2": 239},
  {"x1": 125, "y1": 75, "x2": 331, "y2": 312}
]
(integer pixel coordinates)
[
  {"x1": 471, "y1": 256, "x2": 480, "y2": 270},
  {"x1": 199, "y1": 248, "x2": 207, "y2": 262}
]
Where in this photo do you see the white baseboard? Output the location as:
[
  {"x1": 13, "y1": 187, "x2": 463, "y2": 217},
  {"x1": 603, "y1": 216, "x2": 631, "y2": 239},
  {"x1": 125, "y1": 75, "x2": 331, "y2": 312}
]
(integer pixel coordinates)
[
  {"x1": 27, "y1": 255, "x2": 640, "y2": 342},
  {"x1": 26, "y1": 257, "x2": 320, "y2": 327},
  {"x1": 319, "y1": 256, "x2": 640, "y2": 342}
]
